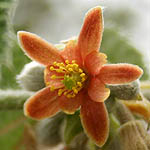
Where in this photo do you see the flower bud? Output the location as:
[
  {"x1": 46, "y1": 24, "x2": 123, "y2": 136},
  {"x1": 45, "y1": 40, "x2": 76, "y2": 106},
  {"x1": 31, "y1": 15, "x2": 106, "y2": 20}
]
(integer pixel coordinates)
[
  {"x1": 108, "y1": 80, "x2": 142, "y2": 100},
  {"x1": 115, "y1": 101, "x2": 134, "y2": 124},
  {"x1": 17, "y1": 61, "x2": 45, "y2": 92},
  {"x1": 123, "y1": 98, "x2": 150, "y2": 122},
  {"x1": 106, "y1": 120, "x2": 150, "y2": 150}
]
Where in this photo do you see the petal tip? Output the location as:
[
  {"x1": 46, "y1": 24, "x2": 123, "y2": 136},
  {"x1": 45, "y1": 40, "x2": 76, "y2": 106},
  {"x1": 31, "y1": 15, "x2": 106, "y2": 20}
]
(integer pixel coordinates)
[
  {"x1": 80, "y1": 99, "x2": 109, "y2": 147},
  {"x1": 17, "y1": 31, "x2": 30, "y2": 42},
  {"x1": 128, "y1": 64, "x2": 143, "y2": 80},
  {"x1": 17, "y1": 31, "x2": 24, "y2": 46},
  {"x1": 17, "y1": 31, "x2": 32, "y2": 51},
  {"x1": 78, "y1": 6, "x2": 104, "y2": 60},
  {"x1": 87, "y1": 6, "x2": 103, "y2": 14},
  {"x1": 85, "y1": 6, "x2": 103, "y2": 22}
]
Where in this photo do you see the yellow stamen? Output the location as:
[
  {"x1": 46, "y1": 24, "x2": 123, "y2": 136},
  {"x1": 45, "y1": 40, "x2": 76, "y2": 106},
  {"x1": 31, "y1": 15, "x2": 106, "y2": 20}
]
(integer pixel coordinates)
[
  {"x1": 58, "y1": 88, "x2": 66, "y2": 96},
  {"x1": 60, "y1": 63, "x2": 65, "y2": 66},
  {"x1": 65, "y1": 60, "x2": 69, "y2": 64},
  {"x1": 77, "y1": 82, "x2": 82, "y2": 87},
  {"x1": 80, "y1": 73, "x2": 85, "y2": 77},
  {"x1": 79, "y1": 69, "x2": 83, "y2": 73},
  {"x1": 51, "y1": 75, "x2": 64, "y2": 79},
  {"x1": 48, "y1": 59, "x2": 88, "y2": 98},
  {"x1": 50, "y1": 86, "x2": 55, "y2": 91},
  {"x1": 72, "y1": 60, "x2": 76, "y2": 64},
  {"x1": 50, "y1": 66, "x2": 54, "y2": 71},
  {"x1": 81, "y1": 77, "x2": 86, "y2": 82},
  {"x1": 53, "y1": 61, "x2": 57, "y2": 66},
  {"x1": 68, "y1": 68, "x2": 73, "y2": 72},
  {"x1": 72, "y1": 87, "x2": 78, "y2": 94}
]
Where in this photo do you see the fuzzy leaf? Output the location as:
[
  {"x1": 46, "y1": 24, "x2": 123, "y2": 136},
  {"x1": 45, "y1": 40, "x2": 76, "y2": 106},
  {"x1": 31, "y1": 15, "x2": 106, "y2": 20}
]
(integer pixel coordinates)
[
  {"x1": 17, "y1": 61, "x2": 45, "y2": 92},
  {"x1": 105, "y1": 120, "x2": 150, "y2": 150},
  {"x1": 64, "y1": 111, "x2": 83, "y2": 144},
  {"x1": 108, "y1": 80, "x2": 142, "y2": 100},
  {"x1": 36, "y1": 113, "x2": 64, "y2": 147}
]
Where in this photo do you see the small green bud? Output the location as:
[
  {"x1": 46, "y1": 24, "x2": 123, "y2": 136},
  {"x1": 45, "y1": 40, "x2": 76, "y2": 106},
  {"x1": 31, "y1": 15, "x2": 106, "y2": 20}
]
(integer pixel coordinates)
[
  {"x1": 17, "y1": 61, "x2": 45, "y2": 92},
  {"x1": 108, "y1": 80, "x2": 142, "y2": 100}
]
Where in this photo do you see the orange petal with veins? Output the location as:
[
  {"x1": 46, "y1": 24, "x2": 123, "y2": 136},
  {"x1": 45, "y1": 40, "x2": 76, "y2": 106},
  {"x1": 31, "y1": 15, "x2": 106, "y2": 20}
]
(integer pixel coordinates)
[
  {"x1": 44, "y1": 65, "x2": 64, "y2": 89},
  {"x1": 60, "y1": 39, "x2": 82, "y2": 66},
  {"x1": 24, "y1": 87, "x2": 60, "y2": 120},
  {"x1": 98, "y1": 64, "x2": 143, "y2": 84},
  {"x1": 85, "y1": 51, "x2": 107, "y2": 76},
  {"x1": 18, "y1": 31, "x2": 64, "y2": 65},
  {"x1": 80, "y1": 96, "x2": 109, "y2": 147},
  {"x1": 77, "y1": 6, "x2": 103, "y2": 61},
  {"x1": 88, "y1": 77, "x2": 110, "y2": 102},
  {"x1": 123, "y1": 99, "x2": 150, "y2": 121},
  {"x1": 59, "y1": 91, "x2": 83, "y2": 114}
]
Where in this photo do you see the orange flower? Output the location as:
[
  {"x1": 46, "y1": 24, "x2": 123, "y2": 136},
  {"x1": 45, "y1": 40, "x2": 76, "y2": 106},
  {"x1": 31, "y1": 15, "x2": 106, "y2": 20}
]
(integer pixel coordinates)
[{"x1": 17, "y1": 6, "x2": 143, "y2": 146}]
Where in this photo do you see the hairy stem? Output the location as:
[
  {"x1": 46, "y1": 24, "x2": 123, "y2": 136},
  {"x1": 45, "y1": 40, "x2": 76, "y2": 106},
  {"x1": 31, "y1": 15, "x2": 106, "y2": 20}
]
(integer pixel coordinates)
[{"x1": 0, "y1": 89, "x2": 33, "y2": 110}]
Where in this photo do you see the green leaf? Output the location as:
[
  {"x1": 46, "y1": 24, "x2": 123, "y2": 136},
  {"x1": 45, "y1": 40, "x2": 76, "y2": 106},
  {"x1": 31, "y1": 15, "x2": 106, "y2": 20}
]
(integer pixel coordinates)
[
  {"x1": 101, "y1": 28, "x2": 149, "y2": 80},
  {"x1": 101, "y1": 113, "x2": 120, "y2": 150},
  {"x1": 64, "y1": 111, "x2": 83, "y2": 144}
]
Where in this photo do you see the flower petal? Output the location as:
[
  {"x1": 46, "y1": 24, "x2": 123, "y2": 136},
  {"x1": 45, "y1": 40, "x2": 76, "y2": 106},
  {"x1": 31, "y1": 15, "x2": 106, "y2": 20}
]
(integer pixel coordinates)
[
  {"x1": 80, "y1": 96, "x2": 109, "y2": 147},
  {"x1": 98, "y1": 64, "x2": 143, "y2": 84},
  {"x1": 18, "y1": 31, "x2": 64, "y2": 65},
  {"x1": 44, "y1": 65, "x2": 64, "y2": 89},
  {"x1": 123, "y1": 99, "x2": 150, "y2": 121},
  {"x1": 59, "y1": 91, "x2": 83, "y2": 114},
  {"x1": 60, "y1": 39, "x2": 82, "y2": 66},
  {"x1": 24, "y1": 87, "x2": 60, "y2": 120},
  {"x1": 85, "y1": 51, "x2": 107, "y2": 76},
  {"x1": 77, "y1": 6, "x2": 103, "y2": 60},
  {"x1": 88, "y1": 77, "x2": 110, "y2": 102}
]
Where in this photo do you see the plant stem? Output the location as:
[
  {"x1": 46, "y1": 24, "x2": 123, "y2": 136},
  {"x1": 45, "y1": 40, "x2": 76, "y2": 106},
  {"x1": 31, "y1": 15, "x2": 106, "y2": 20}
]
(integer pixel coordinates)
[{"x1": 0, "y1": 89, "x2": 33, "y2": 110}]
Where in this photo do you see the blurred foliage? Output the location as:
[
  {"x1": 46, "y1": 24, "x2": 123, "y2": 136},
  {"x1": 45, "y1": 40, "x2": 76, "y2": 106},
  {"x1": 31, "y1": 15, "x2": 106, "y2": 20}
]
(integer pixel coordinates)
[
  {"x1": 101, "y1": 28, "x2": 149, "y2": 80},
  {"x1": 0, "y1": 1, "x2": 29, "y2": 150},
  {"x1": 0, "y1": 110, "x2": 24, "y2": 150},
  {"x1": 0, "y1": 43, "x2": 30, "y2": 89},
  {"x1": 0, "y1": 0, "x2": 30, "y2": 90},
  {"x1": 104, "y1": 7, "x2": 136, "y2": 30}
]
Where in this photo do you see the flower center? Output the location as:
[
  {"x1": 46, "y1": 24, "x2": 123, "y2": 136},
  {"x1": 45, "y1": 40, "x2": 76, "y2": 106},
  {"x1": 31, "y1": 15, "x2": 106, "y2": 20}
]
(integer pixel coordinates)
[{"x1": 49, "y1": 60, "x2": 87, "y2": 98}]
